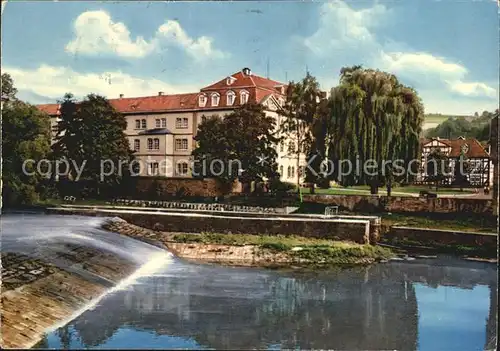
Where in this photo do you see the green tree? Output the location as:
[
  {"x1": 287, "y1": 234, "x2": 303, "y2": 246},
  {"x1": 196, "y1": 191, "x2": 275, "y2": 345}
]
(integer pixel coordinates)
[
  {"x1": 193, "y1": 103, "x2": 279, "y2": 192},
  {"x1": 280, "y1": 72, "x2": 325, "y2": 192},
  {"x1": 2, "y1": 96, "x2": 51, "y2": 206},
  {"x1": 1, "y1": 72, "x2": 17, "y2": 103},
  {"x1": 323, "y1": 66, "x2": 424, "y2": 195},
  {"x1": 52, "y1": 93, "x2": 133, "y2": 198},
  {"x1": 425, "y1": 148, "x2": 450, "y2": 191}
]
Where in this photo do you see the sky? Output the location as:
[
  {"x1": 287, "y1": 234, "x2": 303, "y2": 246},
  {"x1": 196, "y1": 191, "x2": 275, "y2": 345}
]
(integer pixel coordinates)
[{"x1": 2, "y1": 0, "x2": 498, "y2": 115}]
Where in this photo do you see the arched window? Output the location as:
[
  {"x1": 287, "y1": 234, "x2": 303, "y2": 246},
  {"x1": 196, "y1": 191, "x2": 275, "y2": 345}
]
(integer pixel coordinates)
[
  {"x1": 135, "y1": 119, "x2": 141, "y2": 129},
  {"x1": 291, "y1": 166, "x2": 295, "y2": 178},
  {"x1": 153, "y1": 138, "x2": 160, "y2": 150},
  {"x1": 199, "y1": 94, "x2": 207, "y2": 107},
  {"x1": 287, "y1": 166, "x2": 292, "y2": 178},
  {"x1": 141, "y1": 119, "x2": 147, "y2": 129},
  {"x1": 227, "y1": 91, "x2": 236, "y2": 106},
  {"x1": 280, "y1": 165, "x2": 284, "y2": 176},
  {"x1": 147, "y1": 138, "x2": 153, "y2": 150},
  {"x1": 211, "y1": 93, "x2": 220, "y2": 107},
  {"x1": 280, "y1": 141, "x2": 284, "y2": 153},
  {"x1": 134, "y1": 139, "x2": 140, "y2": 152},
  {"x1": 240, "y1": 90, "x2": 249, "y2": 104},
  {"x1": 288, "y1": 141, "x2": 295, "y2": 153}
]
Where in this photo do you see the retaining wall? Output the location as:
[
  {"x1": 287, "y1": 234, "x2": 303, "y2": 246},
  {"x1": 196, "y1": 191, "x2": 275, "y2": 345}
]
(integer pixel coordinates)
[{"x1": 304, "y1": 194, "x2": 494, "y2": 215}]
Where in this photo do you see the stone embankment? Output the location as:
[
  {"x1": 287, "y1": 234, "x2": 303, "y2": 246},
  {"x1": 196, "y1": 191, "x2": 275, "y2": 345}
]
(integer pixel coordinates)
[
  {"x1": 102, "y1": 218, "x2": 296, "y2": 267},
  {"x1": 101, "y1": 218, "x2": 393, "y2": 267},
  {"x1": 1, "y1": 247, "x2": 137, "y2": 349}
]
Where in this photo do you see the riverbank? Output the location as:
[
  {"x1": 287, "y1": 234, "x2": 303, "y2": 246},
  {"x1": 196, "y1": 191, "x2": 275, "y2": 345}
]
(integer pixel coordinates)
[{"x1": 102, "y1": 218, "x2": 393, "y2": 267}]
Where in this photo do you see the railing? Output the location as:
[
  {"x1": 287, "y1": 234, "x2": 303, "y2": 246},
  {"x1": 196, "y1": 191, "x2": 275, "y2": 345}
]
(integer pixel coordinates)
[{"x1": 112, "y1": 199, "x2": 282, "y2": 214}]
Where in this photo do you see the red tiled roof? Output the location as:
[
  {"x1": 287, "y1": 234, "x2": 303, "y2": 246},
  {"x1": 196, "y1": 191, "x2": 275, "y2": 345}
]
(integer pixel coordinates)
[
  {"x1": 201, "y1": 70, "x2": 286, "y2": 94},
  {"x1": 421, "y1": 137, "x2": 490, "y2": 158},
  {"x1": 37, "y1": 68, "x2": 287, "y2": 115},
  {"x1": 37, "y1": 103, "x2": 60, "y2": 115},
  {"x1": 108, "y1": 93, "x2": 199, "y2": 113}
]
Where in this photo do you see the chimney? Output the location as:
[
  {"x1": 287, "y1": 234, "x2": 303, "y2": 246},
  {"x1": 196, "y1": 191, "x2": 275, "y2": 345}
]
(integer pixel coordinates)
[
  {"x1": 158, "y1": 91, "x2": 164, "y2": 96},
  {"x1": 119, "y1": 94, "x2": 124, "y2": 98},
  {"x1": 242, "y1": 67, "x2": 251, "y2": 76}
]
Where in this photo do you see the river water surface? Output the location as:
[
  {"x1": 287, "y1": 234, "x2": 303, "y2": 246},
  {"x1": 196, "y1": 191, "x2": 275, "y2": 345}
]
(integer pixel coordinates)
[{"x1": 2, "y1": 213, "x2": 497, "y2": 350}]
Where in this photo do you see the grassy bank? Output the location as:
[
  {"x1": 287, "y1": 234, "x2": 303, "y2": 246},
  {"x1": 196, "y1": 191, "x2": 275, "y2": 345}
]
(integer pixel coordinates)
[{"x1": 170, "y1": 233, "x2": 394, "y2": 265}]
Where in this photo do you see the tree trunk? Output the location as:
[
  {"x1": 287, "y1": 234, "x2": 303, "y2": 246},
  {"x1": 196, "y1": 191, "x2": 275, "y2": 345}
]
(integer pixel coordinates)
[
  {"x1": 386, "y1": 178, "x2": 392, "y2": 197},
  {"x1": 370, "y1": 179, "x2": 378, "y2": 195},
  {"x1": 310, "y1": 183, "x2": 315, "y2": 194}
]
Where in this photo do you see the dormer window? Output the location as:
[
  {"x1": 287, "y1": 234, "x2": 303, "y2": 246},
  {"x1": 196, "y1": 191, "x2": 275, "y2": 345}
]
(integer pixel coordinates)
[
  {"x1": 227, "y1": 91, "x2": 236, "y2": 106},
  {"x1": 199, "y1": 94, "x2": 207, "y2": 107},
  {"x1": 226, "y1": 76, "x2": 236, "y2": 86},
  {"x1": 211, "y1": 93, "x2": 220, "y2": 107},
  {"x1": 275, "y1": 85, "x2": 285, "y2": 94},
  {"x1": 240, "y1": 90, "x2": 249, "y2": 105}
]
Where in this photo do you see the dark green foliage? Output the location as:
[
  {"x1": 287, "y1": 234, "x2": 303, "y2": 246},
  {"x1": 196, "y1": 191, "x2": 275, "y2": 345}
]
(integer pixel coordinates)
[
  {"x1": 52, "y1": 93, "x2": 134, "y2": 198},
  {"x1": 193, "y1": 103, "x2": 279, "y2": 190},
  {"x1": 320, "y1": 66, "x2": 424, "y2": 194},
  {"x1": 425, "y1": 111, "x2": 496, "y2": 142},
  {"x1": 2, "y1": 73, "x2": 52, "y2": 206},
  {"x1": 425, "y1": 148, "x2": 451, "y2": 191}
]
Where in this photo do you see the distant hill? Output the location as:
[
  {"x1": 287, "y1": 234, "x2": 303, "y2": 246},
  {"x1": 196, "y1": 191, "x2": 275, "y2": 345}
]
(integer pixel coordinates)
[
  {"x1": 423, "y1": 114, "x2": 471, "y2": 130},
  {"x1": 424, "y1": 112, "x2": 495, "y2": 142}
]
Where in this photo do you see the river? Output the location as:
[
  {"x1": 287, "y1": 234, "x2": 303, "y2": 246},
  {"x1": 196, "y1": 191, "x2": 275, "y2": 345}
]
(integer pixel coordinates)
[{"x1": 2, "y1": 213, "x2": 497, "y2": 350}]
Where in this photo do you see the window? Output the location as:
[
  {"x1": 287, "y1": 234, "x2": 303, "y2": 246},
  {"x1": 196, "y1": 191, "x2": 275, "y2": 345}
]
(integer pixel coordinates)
[
  {"x1": 288, "y1": 141, "x2": 295, "y2": 153},
  {"x1": 227, "y1": 91, "x2": 235, "y2": 106},
  {"x1": 280, "y1": 141, "x2": 284, "y2": 153},
  {"x1": 299, "y1": 166, "x2": 305, "y2": 177},
  {"x1": 148, "y1": 162, "x2": 159, "y2": 176},
  {"x1": 176, "y1": 162, "x2": 189, "y2": 176},
  {"x1": 199, "y1": 94, "x2": 207, "y2": 107},
  {"x1": 153, "y1": 138, "x2": 160, "y2": 150},
  {"x1": 175, "y1": 138, "x2": 188, "y2": 151},
  {"x1": 147, "y1": 138, "x2": 153, "y2": 150},
  {"x1": 155, "y1": 119, "x2": 161, "y2": 128},
  {"x1": 240, "y1": 90, "x2": 249, "y2": 104},
  {"x1": 291, "y1": 166, "x2": 295, "y2": 178},
  {"x1": 134, "y1": 139, "x2": 140, "y2": 152},
  {"x1": 211, "y1": 93, "x2": 220, "y2": 107},
  {"x1": 161, "y1": 118, "x2": 167, "y2": 128},
  {"x1": 141, "y1": 119, "x2": 147, "y2": 129},
  {"x1": 135, "y1": 120, "x2": 141, "y2": 129},
  {"x1": 287, "y1": 166, "x2": 292, "y2": 178},
  {"x1": 176, "y1": 117, "x2": 188, "y2": 129},
  {"x1": 280, "y1": 165, "x2": 284, "y2": 175}
]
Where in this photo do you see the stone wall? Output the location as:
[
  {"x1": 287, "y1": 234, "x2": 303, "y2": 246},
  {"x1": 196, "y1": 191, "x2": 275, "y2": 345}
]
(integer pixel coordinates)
[
  {"x1": 49, "y1": 208, "x2": 370, "y2": 244},
  {"x1": 303, "y1": 194, "x2": 494, "y2": 215},
  {"x1": 383, "y1": 226, "x2": 498, "y2": 251}
]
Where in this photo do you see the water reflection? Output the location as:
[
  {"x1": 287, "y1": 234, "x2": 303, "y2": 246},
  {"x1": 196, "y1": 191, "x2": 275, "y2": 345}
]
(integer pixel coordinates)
[{"x1": 39, "y1": 257, "x2": 497, "y2": 350}]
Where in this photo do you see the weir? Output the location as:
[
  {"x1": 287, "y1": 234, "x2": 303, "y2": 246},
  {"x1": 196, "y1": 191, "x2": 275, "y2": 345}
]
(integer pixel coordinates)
[{"x1": 0, "y1": 214, "x2": 173, "y2": 349}]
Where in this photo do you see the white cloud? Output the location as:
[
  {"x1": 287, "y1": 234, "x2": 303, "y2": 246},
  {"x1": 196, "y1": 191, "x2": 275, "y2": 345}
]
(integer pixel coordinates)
[
  {"x1": 304, "y1": 1, "x2": 497, "y2": 111},
  {"x1": 65, "y1": 10, "x2": 228, "y2": 60},
  {"x1": 447, "y1": 81, "x2": 497, "y2": 98},
  {"x1": 5, "y1": 64, "x2": 199, "y2": 103},
  {"x1": 304, "y1": 0, "x2": 388, "y2": 56}
]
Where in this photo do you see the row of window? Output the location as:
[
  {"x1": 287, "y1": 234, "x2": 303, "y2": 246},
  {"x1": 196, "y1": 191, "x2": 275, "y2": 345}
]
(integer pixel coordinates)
[
  {"x1": 133, "y1": 138, "x2": 189, "y2": 151},
  {"x1": 148, "y1": 161, "x2": 189, "y2": 176},
  {"x1": 279, "y1": 141, "x2": 306, "y2": 153},
  {"x1": 199, "y1": 90, "x2": 249, "y2": 107},
  {"x1": 279, "y1": 165, "x2": 305, "y2": 179},
  {"x1": 134, "y1": 117, "x2": 189, "y2": 130}
]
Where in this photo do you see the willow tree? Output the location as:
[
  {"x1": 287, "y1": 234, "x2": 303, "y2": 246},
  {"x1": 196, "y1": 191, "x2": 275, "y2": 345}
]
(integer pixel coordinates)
[
  {"x1": 324, "y1": 66, "x2": 424, "y2": 195},
  {"x1": 280, "y1": 73, "x2": 325, "y2": 192}
]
